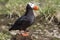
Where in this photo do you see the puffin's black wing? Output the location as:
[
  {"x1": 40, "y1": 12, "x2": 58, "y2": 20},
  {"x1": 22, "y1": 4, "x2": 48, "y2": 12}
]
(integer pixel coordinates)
[{"x1": 9, "y1": 16, "x2": 32, "y2": 31}]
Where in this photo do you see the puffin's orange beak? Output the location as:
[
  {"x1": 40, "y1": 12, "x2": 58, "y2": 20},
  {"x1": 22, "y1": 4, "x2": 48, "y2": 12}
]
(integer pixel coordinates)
[{"x1": 33, "y1": 6, "x2": 39, "y2": 10}]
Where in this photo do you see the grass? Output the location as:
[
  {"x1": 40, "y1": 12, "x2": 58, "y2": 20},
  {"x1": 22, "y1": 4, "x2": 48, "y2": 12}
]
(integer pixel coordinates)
[
  {"x1": 39, "y1": 0, "x2": 60, "y2": 23},
  {"x1": 0, "y1": 0, "x2": 60, "y2": 40},
  {"x1": 0, "y1": 31, "x2": 11, "y2": 40}
]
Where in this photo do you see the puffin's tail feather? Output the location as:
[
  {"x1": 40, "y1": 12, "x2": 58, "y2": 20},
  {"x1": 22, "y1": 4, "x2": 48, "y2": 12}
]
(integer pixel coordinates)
[{"x1": 9, "y1": 28, "x2": 12, "y2": 31}]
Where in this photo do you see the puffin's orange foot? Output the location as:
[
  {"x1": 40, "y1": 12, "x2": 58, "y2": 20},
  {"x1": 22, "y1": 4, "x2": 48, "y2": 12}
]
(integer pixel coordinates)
[{"x1": 21, "y1": 32, "x2": 29, "y2": 36}]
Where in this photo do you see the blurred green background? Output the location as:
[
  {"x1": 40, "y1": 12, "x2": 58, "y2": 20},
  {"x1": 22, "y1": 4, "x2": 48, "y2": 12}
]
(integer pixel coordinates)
[{"x1": 0, "y1": 0, "x2": 60, "y2": 40}]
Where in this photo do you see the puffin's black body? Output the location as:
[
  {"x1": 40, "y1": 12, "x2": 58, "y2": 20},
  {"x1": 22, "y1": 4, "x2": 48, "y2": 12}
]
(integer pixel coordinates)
[{"x1": 9, "y1": 4, "x2": 35, "y2": 31}]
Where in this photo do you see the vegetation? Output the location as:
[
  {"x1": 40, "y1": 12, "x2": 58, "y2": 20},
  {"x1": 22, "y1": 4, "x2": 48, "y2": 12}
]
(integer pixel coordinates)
[{"x1": 0, "y1": 0, "x2": 60, "y2": 40}]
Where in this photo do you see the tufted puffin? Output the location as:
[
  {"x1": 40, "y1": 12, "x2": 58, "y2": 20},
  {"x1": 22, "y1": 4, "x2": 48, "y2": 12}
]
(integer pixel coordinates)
[{"x1": 9, "y1": 2, "x2": 38, "y2": 36}]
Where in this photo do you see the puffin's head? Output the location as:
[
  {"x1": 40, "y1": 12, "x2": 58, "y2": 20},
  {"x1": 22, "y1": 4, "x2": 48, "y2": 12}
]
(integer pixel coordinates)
[{"x1": 26, "y1": 2, "x2": 39, "y2": 10}]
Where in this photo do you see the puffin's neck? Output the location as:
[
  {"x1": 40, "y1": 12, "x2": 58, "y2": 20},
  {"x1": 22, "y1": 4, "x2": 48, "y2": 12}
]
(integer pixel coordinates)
[{"x1": 25, "y1": 9, "x2": 34, "y2": 16}]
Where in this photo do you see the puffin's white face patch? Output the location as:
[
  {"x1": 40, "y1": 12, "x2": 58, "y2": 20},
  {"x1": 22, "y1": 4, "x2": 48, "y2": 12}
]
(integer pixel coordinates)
[{"x1": 28, "y1": 2, "x2": 35, "y2": 8}]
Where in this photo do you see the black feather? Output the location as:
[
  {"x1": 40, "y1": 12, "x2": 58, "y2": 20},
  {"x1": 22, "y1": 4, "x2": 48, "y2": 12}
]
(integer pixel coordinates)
[{"x1": 9, "y1": 4, "x2": 35, "y2": 31}]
